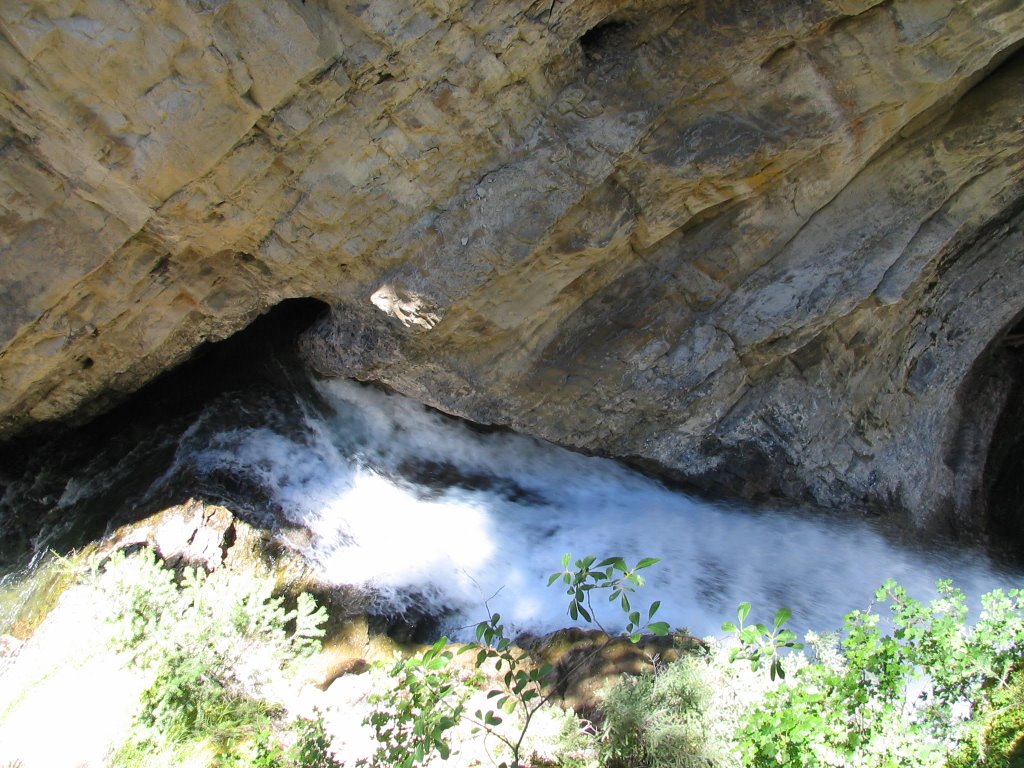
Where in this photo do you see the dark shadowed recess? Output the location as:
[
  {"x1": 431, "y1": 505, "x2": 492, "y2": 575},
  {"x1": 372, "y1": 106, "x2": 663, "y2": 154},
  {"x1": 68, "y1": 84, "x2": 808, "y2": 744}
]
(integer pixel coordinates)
[
  {"x1": 0, "y1": 297, "x2": 330, "y2": 569},
  {"x1": 978, "y1": 312, "x2": 1024, "y2": 566},
  {"x1": 579, "y1": 17, "x2": 634, "y2": 60}
]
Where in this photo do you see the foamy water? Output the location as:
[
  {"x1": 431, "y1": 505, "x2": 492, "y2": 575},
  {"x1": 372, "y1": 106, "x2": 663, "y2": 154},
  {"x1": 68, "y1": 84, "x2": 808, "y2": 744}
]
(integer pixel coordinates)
[{"x1": 167, "y1": 379, "x2": 1021, "y2": 640}]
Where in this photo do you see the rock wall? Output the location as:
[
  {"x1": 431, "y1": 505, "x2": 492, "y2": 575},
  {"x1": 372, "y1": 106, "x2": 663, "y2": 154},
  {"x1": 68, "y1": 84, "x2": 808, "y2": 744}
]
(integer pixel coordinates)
[{"x1": 1, "y1": 0, "x2": 1023, "y2": 537}]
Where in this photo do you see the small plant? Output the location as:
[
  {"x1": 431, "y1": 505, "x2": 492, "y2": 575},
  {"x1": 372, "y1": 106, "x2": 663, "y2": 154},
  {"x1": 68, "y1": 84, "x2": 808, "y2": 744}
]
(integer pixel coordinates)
[
  {"x1": 722, "y1": 602, "x2": 803, "y2": 680},
  {"x1": 290, "y1": 713, "x2": 342, "y2": 768},
  {"x1": 359, "y1": 637, "x2": 473, "y2": 768},
  {"x1": 465, "y1": 555, "x2": 671, "y2": 767},
  {"x1": 548, "y1": 554, "x2": 671, "y2": 640},
  {"x1": 216, "y1": 710, "x2": 340, "y2": 768},
  {"x1": 948, "y1": 665, "x2": 1024, "y2": 768},
  {"x1": 464, "y1": 608, "x2": 556, "y2": 768},
  {"x1": 559, "y1": 634, "x2": 756, "y2": 768}
]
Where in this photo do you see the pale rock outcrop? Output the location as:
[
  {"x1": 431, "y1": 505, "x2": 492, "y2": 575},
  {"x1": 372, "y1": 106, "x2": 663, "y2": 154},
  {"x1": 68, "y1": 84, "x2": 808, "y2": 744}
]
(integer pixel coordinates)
[{"x1": 1, "y1": 0, "x2": 1023, "y2": 537}]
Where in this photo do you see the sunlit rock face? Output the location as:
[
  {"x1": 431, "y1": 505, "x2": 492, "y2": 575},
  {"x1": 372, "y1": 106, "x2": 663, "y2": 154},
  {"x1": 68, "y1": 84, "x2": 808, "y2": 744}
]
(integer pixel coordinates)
[{"x1": 1, "y1": 0, "x2": 1023, "y2": 536}]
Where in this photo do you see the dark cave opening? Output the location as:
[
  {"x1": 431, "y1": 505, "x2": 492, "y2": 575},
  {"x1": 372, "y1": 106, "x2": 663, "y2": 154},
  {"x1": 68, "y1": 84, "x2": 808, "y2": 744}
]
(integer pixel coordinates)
[
  {"x1": 0, "y1": 297, "x2": 331, "y2": 567},
  {"x1": 982, "y1": 314, "x2": 1024, "y2": 564},
  {"x1": 579, "y1": 17, "x2": 635, "y2": 61}
]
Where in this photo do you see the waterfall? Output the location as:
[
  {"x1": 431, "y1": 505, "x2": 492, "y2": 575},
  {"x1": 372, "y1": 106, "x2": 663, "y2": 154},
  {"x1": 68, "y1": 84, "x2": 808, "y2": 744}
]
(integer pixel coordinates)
[{"x1": 149, "y1": 378, "x2": 1020, "y2": 640}]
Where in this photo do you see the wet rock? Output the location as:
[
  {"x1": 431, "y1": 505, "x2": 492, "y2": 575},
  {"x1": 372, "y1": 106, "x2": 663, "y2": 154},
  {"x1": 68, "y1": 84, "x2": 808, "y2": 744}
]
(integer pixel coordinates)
[
  {"x1": 366, "y1": 596, "x2": 452, "y2": 645},
  {"x1": 395, "y1": 457, "x2": 547, "y2": 504},
  {"x1": 110, "y1": 498, "x2": 236, "y2": 570}
]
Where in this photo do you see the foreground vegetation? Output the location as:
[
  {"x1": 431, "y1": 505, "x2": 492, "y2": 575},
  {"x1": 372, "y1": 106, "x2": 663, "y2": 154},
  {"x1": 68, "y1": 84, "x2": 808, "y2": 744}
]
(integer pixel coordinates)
[
  {"x1": 369, "y1": 562, "x2": 1024, "y2": 768},
  {"x1": 81, "y1": 548, "x2": 1024, "y2": 767},
  {"x1": 91, "y1": 549, "x2": 340, "y2": 768}
]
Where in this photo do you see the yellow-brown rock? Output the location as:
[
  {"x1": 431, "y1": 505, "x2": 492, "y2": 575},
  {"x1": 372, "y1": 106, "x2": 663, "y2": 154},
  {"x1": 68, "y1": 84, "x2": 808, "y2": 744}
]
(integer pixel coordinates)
[{"x1": 2, "y1": 0, "x2": 1023, "y2": 534}]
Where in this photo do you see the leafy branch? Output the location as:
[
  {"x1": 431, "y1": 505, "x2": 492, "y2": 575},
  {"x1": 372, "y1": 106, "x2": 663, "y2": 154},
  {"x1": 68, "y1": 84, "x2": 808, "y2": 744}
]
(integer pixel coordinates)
[
  {"x1": 548, "y1": 554, "x2": 671, "y2": 640},
  {"x1": 722, "y1": 602, "x2": 803, "y2": 681}
]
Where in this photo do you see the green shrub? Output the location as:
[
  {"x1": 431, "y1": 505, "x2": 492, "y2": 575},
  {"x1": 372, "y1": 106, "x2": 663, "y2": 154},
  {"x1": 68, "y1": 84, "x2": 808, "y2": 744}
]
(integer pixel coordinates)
[
  {"x1": 215, "y1": 711, "x2": 339, "y2": 768},
  {"x1": 948, "y1": 666, "x2": 1024, "y2": 768},
  {"x1": 595, "y1": 654, "x2": 731, "y2": 768},
  {"x1": 735, "y1": 581, "x2": 1024, "y2": 768},
  {"x1": 90, "y1": 547, "x2": 336, "y2": 767}
]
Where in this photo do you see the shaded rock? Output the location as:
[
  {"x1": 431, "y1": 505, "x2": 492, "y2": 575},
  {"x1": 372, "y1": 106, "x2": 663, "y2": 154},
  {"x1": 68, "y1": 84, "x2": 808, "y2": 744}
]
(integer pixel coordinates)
[{"x1": 519, "y1": 627, "x2": 705, "y2": 713}]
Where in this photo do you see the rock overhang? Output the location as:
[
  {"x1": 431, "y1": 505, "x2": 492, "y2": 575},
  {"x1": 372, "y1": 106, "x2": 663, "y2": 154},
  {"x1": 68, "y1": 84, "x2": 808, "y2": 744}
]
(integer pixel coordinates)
[{"x1": 1, "y1": 0, "x2": 1023, "y2": 542}]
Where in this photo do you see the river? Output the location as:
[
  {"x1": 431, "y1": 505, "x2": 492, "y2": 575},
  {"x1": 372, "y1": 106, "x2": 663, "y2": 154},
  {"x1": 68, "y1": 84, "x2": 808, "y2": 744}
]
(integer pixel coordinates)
[{"x1": 3, "y1": 358, "x2": 1018, "y2": 641}]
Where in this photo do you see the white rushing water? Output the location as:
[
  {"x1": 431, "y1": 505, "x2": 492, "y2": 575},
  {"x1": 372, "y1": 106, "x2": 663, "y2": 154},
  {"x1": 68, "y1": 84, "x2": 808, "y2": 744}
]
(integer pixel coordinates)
[{"x1": 176, "y1": 379, "x2": 1020, "y2": 640}]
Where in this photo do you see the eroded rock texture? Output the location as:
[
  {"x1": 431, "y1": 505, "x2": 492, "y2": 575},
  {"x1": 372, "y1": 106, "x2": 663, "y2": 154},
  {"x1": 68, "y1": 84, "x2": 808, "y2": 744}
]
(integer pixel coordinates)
[{"x1": 1, "y1": 0, "x2": 1022, "y2": 537}]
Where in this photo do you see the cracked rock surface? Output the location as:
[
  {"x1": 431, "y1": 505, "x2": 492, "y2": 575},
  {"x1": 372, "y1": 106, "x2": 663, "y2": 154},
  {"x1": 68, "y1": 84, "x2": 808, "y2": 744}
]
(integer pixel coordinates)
[{"x1": 1, "y1": 0, "x2": 1023, "y2": 537}]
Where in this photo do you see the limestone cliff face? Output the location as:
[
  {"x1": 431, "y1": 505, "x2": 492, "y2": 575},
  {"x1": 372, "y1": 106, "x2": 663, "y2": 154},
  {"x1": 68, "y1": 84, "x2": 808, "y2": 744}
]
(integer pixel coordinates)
[{"x1": 1, "y1": 0, "x2": 1023, "y2": 537}]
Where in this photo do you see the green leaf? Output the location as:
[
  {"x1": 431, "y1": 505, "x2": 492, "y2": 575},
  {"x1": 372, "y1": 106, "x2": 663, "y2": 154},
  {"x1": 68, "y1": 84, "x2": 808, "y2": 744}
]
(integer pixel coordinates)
[
  {"x1": 648, "y1": 600, "x2": 661, "y2": 619},
  {"x1": 636, "y1": 557, "x2": 660, "y2": 569},
  {"x1": 737, "y1": 602, "x2": 751, "y2": 624},
  {"x1": 773, "y1": 607, "x2": 793, "y2": 630},
  {"x1": 722, "y1": 621, "x2": 737, "y2": 633},
  {"x1": 648, "y1": 622, "x2": 670, "y2": 636}
]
